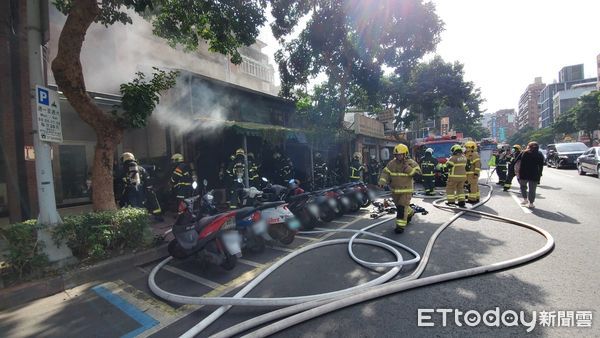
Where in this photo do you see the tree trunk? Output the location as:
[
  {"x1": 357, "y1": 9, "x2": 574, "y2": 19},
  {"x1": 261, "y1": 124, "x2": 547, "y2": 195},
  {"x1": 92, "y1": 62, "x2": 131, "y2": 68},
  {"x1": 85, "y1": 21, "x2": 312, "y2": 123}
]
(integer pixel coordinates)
[{"x1": 51, "y1": 0, "x2": 124, "y2": 211}]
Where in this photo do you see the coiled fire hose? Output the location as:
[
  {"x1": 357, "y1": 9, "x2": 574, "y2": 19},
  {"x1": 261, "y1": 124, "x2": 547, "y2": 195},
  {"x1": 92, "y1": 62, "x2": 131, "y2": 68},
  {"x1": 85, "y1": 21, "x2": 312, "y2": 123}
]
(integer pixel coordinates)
[{"x1": 146, "y1": 183, "x2": 554, "y2": 337}]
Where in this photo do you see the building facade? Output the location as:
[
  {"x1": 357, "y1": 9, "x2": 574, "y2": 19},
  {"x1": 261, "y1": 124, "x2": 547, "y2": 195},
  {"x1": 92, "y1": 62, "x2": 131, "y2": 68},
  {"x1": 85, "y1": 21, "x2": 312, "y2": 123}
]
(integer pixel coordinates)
[
  {"x1": 488, "y1": 109, "x2": 516, "y2": 142},
  {"x1": 552, "y1": 84, "x2": 596, "y2": 118},
  {"x1": 517, "y1": 77, "x2": 545, "y2": 130},
  {"x1": 538, "y1": 63, "x2": 598, "y2": 128},
  {"x1": 0, "y1": 4, "x2": 288, "y2": 225}
]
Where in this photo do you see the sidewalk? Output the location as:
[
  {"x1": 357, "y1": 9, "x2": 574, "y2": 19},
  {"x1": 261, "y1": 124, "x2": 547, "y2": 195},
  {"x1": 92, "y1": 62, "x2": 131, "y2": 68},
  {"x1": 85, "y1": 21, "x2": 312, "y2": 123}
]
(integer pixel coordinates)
[{"x1": 0, "y1": 215, "x2": 175, "y2": 311}]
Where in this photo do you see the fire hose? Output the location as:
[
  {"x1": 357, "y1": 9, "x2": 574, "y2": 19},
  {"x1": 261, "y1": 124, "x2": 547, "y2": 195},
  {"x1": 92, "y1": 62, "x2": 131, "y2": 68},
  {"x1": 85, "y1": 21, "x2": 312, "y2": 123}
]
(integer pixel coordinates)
[{"x1": 146, "y1": 183, "x2": 554, "y2": 337}]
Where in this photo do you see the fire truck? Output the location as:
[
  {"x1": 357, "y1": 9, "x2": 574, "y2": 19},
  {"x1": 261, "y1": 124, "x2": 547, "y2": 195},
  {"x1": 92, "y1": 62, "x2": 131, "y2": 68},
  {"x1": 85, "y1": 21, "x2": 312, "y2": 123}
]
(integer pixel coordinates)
[{"x1": 413, "y1": 135, "x2": 463, "y2": 186}]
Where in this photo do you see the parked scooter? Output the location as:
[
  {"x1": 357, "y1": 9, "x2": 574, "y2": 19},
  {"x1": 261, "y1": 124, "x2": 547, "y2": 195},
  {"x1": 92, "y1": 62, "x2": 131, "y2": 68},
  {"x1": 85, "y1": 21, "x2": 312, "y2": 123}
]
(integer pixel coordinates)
[
  {"x1": 168, "y1": 195, "x2": 243, "y2": 271},
  {"x1": 261, "y1": 178, "x2": 321, "y2": 230}
]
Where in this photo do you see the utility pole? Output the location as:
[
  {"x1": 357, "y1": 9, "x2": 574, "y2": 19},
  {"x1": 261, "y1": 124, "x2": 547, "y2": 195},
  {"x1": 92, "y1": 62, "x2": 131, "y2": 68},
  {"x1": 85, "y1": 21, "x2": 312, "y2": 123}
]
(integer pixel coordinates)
[{"x1": 27, "y1": 0, "x2": 73, "y2": 263}]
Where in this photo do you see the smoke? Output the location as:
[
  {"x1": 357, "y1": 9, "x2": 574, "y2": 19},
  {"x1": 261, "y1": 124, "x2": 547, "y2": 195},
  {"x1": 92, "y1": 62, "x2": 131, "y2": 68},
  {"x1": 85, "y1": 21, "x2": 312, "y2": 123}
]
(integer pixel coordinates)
[
  {"x1": 152, "y1": 75, "x2": 235, "y2": 136},
  {"x1": 48, "y1": 5, "x2": 238, "y2": 133}
]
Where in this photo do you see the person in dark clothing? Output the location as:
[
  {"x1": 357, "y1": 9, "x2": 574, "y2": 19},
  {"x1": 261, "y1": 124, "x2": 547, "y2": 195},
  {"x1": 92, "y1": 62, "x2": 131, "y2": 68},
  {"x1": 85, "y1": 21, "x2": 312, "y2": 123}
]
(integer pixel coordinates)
[
  {"x1": 170, "y1": 153, "x2": 194, "y2": 204},
  {"x1": 420, "y1": 148, "x2": 437, "y2": 195},
  {"x1": 119, "y1": 152, "x2": 148, "y2": 208},
  {"x1": 515, "y1": 141, "x2": 545, "y2": 208},
  {"x1": 503, "y1": 144, "x2": 522, "y2": 191},
  {"x1": 367, "y1": 155, "x2": 380, "y2": 185},
  {"x1": 313, "y1": 152, "x2": 328, "y2": 189}
]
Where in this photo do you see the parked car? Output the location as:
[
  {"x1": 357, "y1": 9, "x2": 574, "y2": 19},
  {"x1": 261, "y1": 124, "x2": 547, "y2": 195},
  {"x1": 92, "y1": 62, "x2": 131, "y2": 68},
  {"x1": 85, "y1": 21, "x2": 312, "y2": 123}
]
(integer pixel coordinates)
[
  {"x1": 546, "y1": 142, "x2": 588, "y2": 169},
  {"x1": 539, "y1": 148, "x2": 547, "y2": 164},
  {"x1": 576, "y1": 147, "x2": 600, "y2": 177}
]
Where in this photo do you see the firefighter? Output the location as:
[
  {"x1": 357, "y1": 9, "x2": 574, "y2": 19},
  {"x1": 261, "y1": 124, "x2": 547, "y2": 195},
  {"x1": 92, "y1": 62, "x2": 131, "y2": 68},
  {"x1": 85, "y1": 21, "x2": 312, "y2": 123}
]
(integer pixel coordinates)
[
  {"x1": 119, "y1": 152, "x2": 147, "y2": 209},
  {"x1": 464, "y1": 140, "x2": 481, "y2": 203},
  {"x1": 445, "y1": 144, "x2": 467, "y2": 207},
  {"x1": 349, "y1": 153, "x2": 365, "y2": 182},
  {"x1": 247, "y1": 152, "x2": 260, "y2": 187},
  {"x1": 367, "y1": 155, "x2": 380, "y2": 185},
  {"x1": 496, "y1": 146, "x2": 509, "y2": 185},
  {"x1": 503, "y1": 144, "x2": 522, "y2": 191},
  {"x1": 226, "y1": 148, "x2": 246, "y2": 208},
  {"x1": 420, "y1": 148, "x2": 437, "y2": 196},
  {"x1": 170, "y1": 153, "x2": 194, "y2": 206},
  {"x1": 379, "y1": 144, "x2": 421, "y2": 233},
  {"x1": 313, "y1": 152, "x2": 328, "y2": 189}
]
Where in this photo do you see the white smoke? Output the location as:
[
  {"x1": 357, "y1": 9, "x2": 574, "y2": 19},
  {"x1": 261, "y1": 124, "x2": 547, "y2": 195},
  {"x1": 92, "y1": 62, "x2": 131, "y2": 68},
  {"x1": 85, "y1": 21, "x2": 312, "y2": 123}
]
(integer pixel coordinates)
[
  {"x1": 152, "y1": 74, "x2": 235, "y2": 136},
  {"x1": 48, "y1": 5, "x2": 239, "y2": 133}
]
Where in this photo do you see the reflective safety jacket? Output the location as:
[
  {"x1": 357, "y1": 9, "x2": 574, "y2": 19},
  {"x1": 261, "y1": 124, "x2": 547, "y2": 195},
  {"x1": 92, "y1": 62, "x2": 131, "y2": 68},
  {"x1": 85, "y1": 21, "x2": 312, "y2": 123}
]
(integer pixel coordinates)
[
  {"x1": 465, "y1": 151, "x2": 481, "y2": 176},
  {"x1": 420, "y1": 155, "x2": 436, "y2": 176},
  {"x1": 446, "y1": 154, "x2": 467, "y2": 178},
  {"x1": 379, "y1": 158, "x2": 421, "y2": 194},
  {"x1": 170, "y1": 162, "x2": 193, "y2": 188},
  {"x1": 349, "y1": 159, "x2": 365, "y2": 180}
]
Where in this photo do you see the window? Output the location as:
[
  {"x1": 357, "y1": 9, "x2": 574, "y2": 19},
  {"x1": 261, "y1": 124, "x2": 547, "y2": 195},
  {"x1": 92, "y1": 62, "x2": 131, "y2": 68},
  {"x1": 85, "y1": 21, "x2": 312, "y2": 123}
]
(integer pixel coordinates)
[{"x1": 57, "y1": 144, "x2": 91, "y2": 204}]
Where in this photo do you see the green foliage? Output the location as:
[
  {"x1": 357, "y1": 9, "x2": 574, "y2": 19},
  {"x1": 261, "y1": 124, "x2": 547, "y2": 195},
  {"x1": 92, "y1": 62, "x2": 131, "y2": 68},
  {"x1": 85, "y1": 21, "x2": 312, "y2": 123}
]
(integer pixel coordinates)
[
  {"x1": 54, "y1": 0, "x2": 267, "y2": 64},
  {"x1": 508, "y1": 127, "x2": 555, "y2": 147},
  {"x1": 400, "y1": 56, "x2": 484, "y2": 130},
  {"x1": 0, "y1": 220, "x2": 49, "y2": 278},
  {"x1": 271, "y1": 0, "x2": 443, "y2": 120},
  {"x1": 572, "y1": 91, "x2": 600, "y2": 140},
  {"x1": 115, "y1": 68, "x2": 178, "y2": 129},
  {"x1": 52, "y1": 208, "x2": 151, "y2": 260}
]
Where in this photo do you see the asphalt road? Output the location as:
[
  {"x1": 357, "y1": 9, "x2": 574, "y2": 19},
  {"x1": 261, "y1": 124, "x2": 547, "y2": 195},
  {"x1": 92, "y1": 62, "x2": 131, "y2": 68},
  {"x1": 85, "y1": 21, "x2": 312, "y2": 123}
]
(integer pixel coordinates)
[{"x1": 1, "y1": 166, "x2": 599, "y2": 337}]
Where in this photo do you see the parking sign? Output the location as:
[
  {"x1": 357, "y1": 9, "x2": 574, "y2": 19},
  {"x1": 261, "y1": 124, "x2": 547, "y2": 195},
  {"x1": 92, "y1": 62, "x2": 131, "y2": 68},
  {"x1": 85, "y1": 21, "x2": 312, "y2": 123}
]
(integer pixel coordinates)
[{"x1": 35, "y1": 85, "x2": 63, "y2": 143}]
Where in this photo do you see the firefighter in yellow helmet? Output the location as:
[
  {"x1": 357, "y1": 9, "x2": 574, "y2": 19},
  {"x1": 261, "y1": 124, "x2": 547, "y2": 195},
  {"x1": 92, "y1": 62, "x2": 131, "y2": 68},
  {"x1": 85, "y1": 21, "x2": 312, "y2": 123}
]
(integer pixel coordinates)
[
  {"x1": 379, "y1": 144, "x2": 421, "y2": 233},
  {"x1": 464, "y1": 141, "x2": 481, "y2": 203},
  {"x1": 349, "y1": 152, "x2": 365, "y2": 182},
  {"x1": 170, "y1": 153, "x2": 194, "y2": 205},
  {"x1": 226, "y1": 148, "x2": 246, "y2": 208},
  {"x1": 445, "y1": 144, "x2": 468, "y2": 207}
]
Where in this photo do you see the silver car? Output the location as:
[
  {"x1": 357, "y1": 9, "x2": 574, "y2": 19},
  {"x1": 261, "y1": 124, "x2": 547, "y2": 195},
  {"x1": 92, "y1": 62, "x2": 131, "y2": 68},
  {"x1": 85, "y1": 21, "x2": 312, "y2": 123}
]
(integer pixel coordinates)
[{"x1": 576, "y1": 147, "x2": 600, "y2": 177}]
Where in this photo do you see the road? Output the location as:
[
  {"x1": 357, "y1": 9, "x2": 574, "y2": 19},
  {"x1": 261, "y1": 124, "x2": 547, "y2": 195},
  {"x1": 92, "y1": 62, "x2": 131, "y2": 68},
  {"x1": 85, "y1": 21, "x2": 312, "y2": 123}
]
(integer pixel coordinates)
[{"x1": 1, "y1": 167, "x2": 599, "y2": 337}]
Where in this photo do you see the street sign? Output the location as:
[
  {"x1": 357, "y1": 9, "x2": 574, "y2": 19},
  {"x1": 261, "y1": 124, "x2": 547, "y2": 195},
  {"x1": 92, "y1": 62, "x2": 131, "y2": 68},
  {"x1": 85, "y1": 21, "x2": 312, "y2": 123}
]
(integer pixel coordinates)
[{"x1": 36, "y1": 85, "x2": 63, "y2": 143}]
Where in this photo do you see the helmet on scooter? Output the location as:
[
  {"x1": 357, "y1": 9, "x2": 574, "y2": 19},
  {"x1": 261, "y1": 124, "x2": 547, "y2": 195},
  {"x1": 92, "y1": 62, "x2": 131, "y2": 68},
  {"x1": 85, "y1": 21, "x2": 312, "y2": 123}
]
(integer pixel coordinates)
[{"x1": 288, "y1": 179, "x2": 299, "y2": 190}]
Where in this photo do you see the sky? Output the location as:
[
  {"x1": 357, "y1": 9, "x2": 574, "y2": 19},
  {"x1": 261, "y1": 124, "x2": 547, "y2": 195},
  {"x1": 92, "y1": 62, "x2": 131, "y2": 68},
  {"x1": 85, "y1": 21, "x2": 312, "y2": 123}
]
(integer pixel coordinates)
[{"x1": 258, "y1": 0, "x2": 600, "y2": 115}]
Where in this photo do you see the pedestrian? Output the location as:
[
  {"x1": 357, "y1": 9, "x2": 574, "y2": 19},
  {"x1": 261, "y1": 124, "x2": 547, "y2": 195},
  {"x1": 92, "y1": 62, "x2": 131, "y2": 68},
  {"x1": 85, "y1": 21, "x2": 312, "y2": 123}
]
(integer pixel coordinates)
[
  {"x1": 503, "y1": 144, "x2": 522, "y2": 191},
  {"x1": 516, "y1": 141, "x2": 544, "y2": 208},
  {"x1": 420, "y1": 148, "x2": 437, "y2": 196},
  {"x1": 379, "y1": 144, "x2": 421, "y2": 233},
  {"x1": 464, "y1": 141, "x2": 481, "y2": 203},
  {"x1": 445, "y1": 144, "x2": 467, "y2": 207}
]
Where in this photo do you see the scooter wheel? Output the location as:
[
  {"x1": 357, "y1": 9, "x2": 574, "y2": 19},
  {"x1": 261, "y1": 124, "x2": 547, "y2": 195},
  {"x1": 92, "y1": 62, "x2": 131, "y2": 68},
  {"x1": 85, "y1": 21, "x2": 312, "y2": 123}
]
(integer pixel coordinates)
[
  {"x1": 279, "y1": 231, "x2": 295, "y2": 245},
  {"x1": 168, "y1": 240, "x2": 189, "y2": 259},
  {"x1": 220, "y1": 254, "x2": 237, "y2": 271}
]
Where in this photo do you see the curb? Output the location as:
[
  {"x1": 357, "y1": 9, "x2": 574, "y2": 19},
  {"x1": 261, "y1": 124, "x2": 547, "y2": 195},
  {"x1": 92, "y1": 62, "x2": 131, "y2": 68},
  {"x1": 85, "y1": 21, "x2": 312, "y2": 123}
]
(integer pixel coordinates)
[{"x1": 0, "y1": 243, "x2": 169, "y2": 311}]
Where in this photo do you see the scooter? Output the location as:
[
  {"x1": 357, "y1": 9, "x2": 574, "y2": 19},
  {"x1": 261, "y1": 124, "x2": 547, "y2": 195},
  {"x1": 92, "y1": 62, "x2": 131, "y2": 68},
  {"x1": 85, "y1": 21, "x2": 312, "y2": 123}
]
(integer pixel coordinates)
[{"x1": 168, "y1": 195, "x2": 244, "y2": 271}]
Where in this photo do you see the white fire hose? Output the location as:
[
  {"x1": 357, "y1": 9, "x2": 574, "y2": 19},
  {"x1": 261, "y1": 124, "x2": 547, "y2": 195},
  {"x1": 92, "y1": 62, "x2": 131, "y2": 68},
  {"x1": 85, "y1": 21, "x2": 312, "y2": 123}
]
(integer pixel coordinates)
[{"x1": 146, "y1": 183, "x2": 554, "y2": 337}]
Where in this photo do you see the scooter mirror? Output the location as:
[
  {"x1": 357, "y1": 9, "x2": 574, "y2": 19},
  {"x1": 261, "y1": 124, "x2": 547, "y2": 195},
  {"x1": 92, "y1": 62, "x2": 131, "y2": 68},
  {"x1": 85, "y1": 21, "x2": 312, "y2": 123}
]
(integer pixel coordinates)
[{"x1": 203, "y1": 179, "x2": 208, "y2": 186}]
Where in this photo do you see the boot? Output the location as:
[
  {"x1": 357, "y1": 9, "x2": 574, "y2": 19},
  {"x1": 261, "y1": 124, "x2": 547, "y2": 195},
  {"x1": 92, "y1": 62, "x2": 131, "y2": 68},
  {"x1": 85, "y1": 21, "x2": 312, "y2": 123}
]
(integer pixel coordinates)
[
  {"x1": 394, "y1": 227, "x2": 405, "y2": 234},
  {"x1": 458, "y1": 201, "x2": 466, "y2": 208},
  {"x1": 445, "y1": 201, "x2": 456, "y2": 206}
]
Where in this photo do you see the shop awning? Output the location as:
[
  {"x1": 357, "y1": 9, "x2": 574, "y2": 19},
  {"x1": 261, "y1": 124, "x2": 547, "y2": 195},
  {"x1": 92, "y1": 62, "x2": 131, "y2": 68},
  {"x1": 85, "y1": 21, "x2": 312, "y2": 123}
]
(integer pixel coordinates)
[{"x1": 194, "y1": 117, "x2": 310, "y2": 143}]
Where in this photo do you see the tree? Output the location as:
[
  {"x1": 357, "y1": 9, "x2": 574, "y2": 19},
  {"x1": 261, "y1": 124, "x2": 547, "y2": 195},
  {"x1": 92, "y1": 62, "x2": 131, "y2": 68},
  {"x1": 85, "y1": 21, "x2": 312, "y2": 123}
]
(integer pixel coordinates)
[
  {"x1": 572, "y1": 91, "x2": 600, "y2": 142},
  {"x1": 271, "y1": 0, "x2": 443, "y2": 125},
  {"x1": 51, "y1": 0, "x2": 266, "y2": 210},
  {"x1": 400, "y1": 56, "x2": 484, "y2": 131},
  {"x1": 552, "y1": 108, "x2": 577, "y2": 136},
  {"x1": 508, "y1": 126, "x2": 534, "y2": 146}
]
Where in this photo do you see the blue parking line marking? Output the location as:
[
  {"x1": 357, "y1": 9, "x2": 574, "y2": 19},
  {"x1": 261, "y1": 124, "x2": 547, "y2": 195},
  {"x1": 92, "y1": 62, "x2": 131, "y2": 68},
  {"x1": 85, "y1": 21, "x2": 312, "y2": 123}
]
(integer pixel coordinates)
[{"x1": 92, "y1": 285, "x2": 159, "y2": 338}]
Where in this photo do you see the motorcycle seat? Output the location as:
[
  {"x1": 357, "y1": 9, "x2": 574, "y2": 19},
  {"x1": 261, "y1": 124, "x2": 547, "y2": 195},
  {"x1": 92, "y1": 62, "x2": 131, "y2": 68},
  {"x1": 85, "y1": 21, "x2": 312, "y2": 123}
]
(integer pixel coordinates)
[
  {"x1": 256, "y1": 201, "x2": 286, "y2": 210},
  {"x1": 289, "y1": 192, "x2": 310, "y2": 200},
  {"x1": 196, "y1": 214, "x2": 222, "y2": 230},
  {"x1": 234, "y1": 207, "x2": 257, "y2": 220}
]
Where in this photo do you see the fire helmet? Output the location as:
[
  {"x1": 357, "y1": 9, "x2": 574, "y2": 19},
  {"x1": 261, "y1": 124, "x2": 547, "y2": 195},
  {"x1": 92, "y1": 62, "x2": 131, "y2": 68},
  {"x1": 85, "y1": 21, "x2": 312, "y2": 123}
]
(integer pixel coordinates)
[
  {"x1": 121, "y1": 152, "x2": 135, "y2": 162},
  {"x1": 393, "y1": 144, "x2": 409, "y2": 155},
  {"x1": 171, "y1": 153, "x2": 184, "y2": 162}
]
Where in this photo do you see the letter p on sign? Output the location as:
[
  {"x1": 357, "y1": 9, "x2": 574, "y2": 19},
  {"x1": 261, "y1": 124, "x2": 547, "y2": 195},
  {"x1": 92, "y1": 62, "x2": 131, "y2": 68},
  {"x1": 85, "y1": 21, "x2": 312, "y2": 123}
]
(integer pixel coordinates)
[{"x1": 37, "y1": 87, "x2": 49, "y2": 105}]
